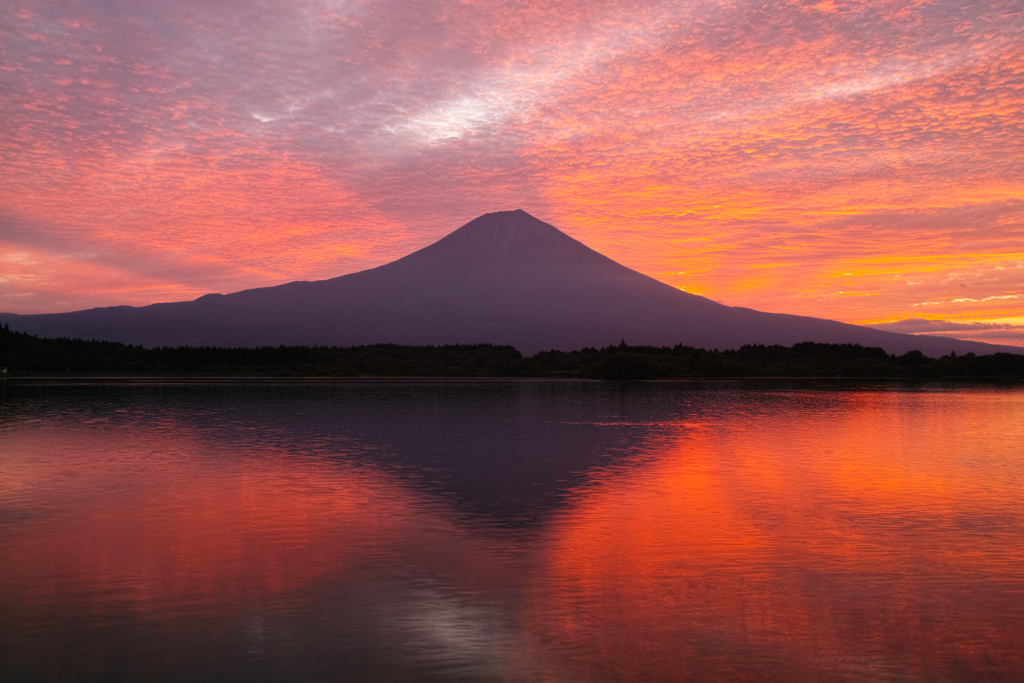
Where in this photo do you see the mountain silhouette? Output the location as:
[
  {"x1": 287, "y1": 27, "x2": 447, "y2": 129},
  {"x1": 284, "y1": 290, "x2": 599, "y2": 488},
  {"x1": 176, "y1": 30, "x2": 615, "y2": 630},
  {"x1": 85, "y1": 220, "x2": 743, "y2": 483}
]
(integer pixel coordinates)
[{"x1": 2, "y1": 210, "x2": 1019, "y2": 356}]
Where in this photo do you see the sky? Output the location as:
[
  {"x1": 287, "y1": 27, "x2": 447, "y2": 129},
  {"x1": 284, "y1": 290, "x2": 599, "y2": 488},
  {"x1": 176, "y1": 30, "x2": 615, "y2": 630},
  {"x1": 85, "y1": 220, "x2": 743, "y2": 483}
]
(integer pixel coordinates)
[{"x1": 1, "y1": 0, "x2": 1022, "y2": 346}]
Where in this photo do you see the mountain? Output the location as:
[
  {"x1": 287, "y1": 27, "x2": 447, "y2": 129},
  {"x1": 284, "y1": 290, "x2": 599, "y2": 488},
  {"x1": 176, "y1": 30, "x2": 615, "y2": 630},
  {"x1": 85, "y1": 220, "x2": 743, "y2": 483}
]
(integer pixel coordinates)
[{"x1": 2, "y1": 210, "x2": 1020, "y2": 356}]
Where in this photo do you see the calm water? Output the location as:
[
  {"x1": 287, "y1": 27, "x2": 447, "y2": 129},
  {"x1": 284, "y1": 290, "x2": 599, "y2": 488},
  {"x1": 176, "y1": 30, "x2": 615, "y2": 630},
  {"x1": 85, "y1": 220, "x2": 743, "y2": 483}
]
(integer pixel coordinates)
[{"x1": 1, "y1": 379, "x2": 1023, "y2": 682}]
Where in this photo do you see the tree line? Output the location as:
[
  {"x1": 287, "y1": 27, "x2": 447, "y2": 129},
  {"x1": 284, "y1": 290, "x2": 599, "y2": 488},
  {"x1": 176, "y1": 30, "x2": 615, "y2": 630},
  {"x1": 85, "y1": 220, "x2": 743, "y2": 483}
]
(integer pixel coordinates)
[{"x1": 1, "y1": 324, "x2": 1022, "y2": 379}]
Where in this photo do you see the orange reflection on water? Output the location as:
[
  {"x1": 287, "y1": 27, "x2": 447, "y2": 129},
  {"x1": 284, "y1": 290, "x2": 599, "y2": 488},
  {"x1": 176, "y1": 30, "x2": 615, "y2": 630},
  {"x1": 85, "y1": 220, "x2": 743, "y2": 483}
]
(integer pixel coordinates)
[
  {"x1": 532, "y1": 389, "x2": 1024, "y2": 681},
  {"x1": 0, "y1": 427, "x2": 528, "y2": 630},
  {"x1": 2, "y1": 384, "x2": 1023, "y2": 681}
]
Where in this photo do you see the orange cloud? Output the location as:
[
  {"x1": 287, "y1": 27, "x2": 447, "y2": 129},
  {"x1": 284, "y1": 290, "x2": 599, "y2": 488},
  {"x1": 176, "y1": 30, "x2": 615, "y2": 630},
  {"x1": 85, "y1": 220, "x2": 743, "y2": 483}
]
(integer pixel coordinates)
[{"x1": 0, "y1": 0, "x2": 1020, "y2": 330}]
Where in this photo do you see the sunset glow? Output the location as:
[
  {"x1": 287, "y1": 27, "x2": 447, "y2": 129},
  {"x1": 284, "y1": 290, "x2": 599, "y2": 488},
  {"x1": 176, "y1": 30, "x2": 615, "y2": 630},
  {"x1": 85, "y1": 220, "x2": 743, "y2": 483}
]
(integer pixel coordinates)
[
  {"x1": 5, "y1": 383, "x2": 1023, "y2": 679},
  {"x1": 2, "y1": 1, "x2": 1022, "y2": 344}
]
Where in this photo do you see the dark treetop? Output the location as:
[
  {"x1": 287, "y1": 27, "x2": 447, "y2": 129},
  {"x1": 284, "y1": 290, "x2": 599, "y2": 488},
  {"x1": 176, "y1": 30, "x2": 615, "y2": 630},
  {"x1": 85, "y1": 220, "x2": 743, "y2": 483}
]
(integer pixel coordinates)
[{"x1": 3, "y1": 325, "x2": 1021, "y2": 379}]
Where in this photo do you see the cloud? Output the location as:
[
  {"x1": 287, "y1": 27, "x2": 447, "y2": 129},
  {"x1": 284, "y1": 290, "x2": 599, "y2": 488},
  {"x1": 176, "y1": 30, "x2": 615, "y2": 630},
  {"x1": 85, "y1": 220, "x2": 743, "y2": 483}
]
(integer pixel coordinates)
[
  {"x1": 1, "y1": 0, "x2": 1023, "y2": 322},
  {"x1": 867, "y1": 318, "x2": 1024, "y2": 347}
]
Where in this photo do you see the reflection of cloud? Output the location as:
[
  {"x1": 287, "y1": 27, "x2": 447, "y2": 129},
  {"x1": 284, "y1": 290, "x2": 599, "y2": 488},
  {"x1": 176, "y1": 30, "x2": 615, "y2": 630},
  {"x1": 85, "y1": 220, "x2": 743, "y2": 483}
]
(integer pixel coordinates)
[
  {"x1": 373, "y1": 582, "x2": 532, "y2": 677},
  {"x1": 538, "y1": 393, "x2": 1024, "y2": 678},
  {"x1": 0, "y1": 416, "x2": 555, "y2": 679}
]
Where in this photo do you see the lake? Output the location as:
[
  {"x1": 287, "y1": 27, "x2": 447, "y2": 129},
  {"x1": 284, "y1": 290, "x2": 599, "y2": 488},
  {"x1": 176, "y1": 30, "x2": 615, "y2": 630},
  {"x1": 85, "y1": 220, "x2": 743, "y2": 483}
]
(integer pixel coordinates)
[{"x1": 1, "y1": 379, "x2": 1022, "y2": 682}]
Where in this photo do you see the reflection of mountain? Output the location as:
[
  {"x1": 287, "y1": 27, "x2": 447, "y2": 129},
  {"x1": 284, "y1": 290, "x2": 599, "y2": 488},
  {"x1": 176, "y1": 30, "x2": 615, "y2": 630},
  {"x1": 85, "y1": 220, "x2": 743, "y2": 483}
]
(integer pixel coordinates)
[
  {"x1": 0, "y1": 381, "x2": 690, "y2": 682},
  {"x1": 3, "y1": 381, "x2": 1023, "y2": 681},
  {"x1": 91, "y1": 380, "x2": 692, "y2": 524},
  {"x1": 0, "y1": 411, "x2": 543, "y2": 681},
  {"x1": 3, "y1": 210, "x2": 1019, "y2": 356}
]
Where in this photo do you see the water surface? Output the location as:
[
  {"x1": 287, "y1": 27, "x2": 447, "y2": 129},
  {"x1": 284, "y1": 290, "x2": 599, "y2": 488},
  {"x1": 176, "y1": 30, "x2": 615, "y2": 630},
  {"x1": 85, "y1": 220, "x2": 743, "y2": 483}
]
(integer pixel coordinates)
[{"x1": 1, "y1": 379, "x2": 1022, "y2": 681}]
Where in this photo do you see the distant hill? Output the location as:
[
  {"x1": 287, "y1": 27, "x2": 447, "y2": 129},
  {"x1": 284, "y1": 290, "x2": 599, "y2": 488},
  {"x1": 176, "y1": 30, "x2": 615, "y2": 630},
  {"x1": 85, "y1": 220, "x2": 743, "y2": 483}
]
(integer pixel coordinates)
[{"x1": 2, "y1": 210, "x2": 1020, "y2": 357}]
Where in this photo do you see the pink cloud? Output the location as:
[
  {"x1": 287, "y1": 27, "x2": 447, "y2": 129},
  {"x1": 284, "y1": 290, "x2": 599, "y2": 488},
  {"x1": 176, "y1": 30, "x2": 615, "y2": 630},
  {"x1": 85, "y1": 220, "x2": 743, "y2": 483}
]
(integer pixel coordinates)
[
  {"x1": 0, "y1": 0, "x2": 1021, "y2": 328},
  {"x1": 868, "y1": 318, "x2": 1024, "y2": 347}
]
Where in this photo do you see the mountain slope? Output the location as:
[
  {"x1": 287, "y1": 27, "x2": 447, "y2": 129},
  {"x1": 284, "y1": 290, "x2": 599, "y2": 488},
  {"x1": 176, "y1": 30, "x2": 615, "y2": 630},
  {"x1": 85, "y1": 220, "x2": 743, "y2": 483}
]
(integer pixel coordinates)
[{"x1": 2, "y1": 210, "x2": 1020, "y2": 356}]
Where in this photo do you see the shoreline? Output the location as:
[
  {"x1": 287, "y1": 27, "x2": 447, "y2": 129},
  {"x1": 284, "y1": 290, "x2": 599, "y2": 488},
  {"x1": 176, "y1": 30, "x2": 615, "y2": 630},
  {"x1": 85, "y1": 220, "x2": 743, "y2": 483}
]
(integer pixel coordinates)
[{"x1": 3, "y1": 374, "x2": 1021, "y2": 383}]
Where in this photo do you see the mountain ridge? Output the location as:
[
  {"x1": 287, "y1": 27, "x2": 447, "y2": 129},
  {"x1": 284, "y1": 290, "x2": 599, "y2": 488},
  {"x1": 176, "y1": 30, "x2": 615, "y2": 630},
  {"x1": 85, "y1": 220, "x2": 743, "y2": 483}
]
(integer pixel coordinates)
[{"x1": 2, "y1": 209, "x2": 1021, "y2": 356}]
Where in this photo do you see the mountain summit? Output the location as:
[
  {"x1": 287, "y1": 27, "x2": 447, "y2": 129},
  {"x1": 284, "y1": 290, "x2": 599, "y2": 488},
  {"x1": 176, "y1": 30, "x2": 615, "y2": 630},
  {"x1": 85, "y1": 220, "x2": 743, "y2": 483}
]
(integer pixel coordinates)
[{"x1": 2, "y1": 210, "x2": 1019, "y2": 356}]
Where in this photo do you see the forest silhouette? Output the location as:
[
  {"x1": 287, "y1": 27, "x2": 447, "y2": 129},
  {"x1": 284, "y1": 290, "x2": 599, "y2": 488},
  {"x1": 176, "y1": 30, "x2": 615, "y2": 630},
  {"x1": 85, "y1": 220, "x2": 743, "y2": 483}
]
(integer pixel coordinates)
[{"x1": 2, "y1": 324, "x2": 1021, "y2": 379}]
